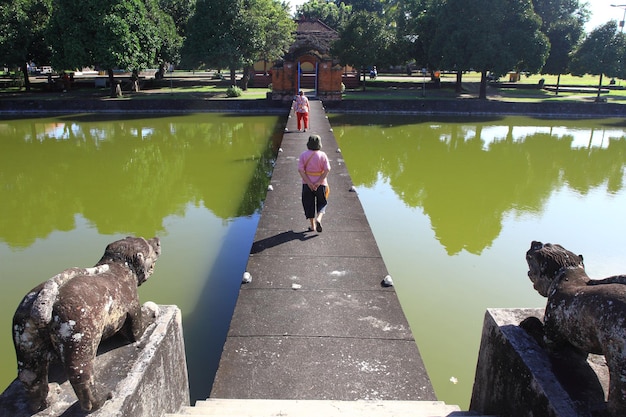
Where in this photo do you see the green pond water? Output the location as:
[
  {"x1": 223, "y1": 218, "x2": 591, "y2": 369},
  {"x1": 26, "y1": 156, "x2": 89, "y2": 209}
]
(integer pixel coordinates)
[
  {"x1": 0, "y1": 112, "x2": 284, "y2": 402},
  {"x1": 330, "y1": 114, "x2": 626, "y2": 408},
  {"x1": 1, "y1": 112, "x2": 626, "y2": 410}
]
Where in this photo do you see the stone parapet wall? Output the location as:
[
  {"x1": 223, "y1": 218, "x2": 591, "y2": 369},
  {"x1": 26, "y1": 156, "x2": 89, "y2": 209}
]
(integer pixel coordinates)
[
  {"x1": 0, "y1": 99, "x2": 290, "y2": 114},
  {"x1": 0, "y1": 98, "x2": 624, "y2": 117},
  {"x1": 0, "y1": 305, "x2": 189, "y2": 417},
  {"x1": 470, "y1": 308, "x2": 609, "y2": 417},
  {"x1": 326, "y1": 99, "x2": 626, "y2": 118}
]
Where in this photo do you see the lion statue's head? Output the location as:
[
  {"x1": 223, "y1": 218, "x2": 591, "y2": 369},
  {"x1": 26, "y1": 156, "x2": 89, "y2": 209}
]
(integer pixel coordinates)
[{"x1": 526, "y1": 241, "x2": 584, "y2": 297}]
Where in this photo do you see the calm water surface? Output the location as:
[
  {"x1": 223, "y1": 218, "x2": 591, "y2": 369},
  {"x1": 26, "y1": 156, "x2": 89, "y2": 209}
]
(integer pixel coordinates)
[
  {"x1": 0, "y1": 113, "x2": 284, "y2": 401},
  {"x1": 1, "y1": 113, "x2": 626, "y2": 410},
  {"x1": 330, "y1": 114, "x2": 626, "y2": 408}
]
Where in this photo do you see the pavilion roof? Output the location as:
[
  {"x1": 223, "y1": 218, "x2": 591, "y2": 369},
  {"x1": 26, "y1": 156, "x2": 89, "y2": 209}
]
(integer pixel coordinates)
[{"x1": 288, "y1": 18, "x2": 339, "y2": 56}]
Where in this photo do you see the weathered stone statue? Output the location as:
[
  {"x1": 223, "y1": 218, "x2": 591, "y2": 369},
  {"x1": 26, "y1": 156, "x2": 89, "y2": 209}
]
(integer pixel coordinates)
[
  {"x1": 12, "y1": 236, "x2": 161, "y2": 413},
  {"x1": 526, "y1": 240, "x2": 626, "y2": 416}
]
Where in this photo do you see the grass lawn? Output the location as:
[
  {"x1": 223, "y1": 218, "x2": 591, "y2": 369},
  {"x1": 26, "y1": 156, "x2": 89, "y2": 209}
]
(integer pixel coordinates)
[
  {"x1": 343, "y1": 71, "x2": 626, "y2": 103},
  {"x1": 1, "y1": 71, "x2": 625, "y2": 103}
]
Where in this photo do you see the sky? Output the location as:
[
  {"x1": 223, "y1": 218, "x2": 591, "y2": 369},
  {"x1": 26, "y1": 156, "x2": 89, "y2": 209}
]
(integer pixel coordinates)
[
  {"x1": 287, "y1": 0, "x2": 617, "y2": 33},
  {"x1": 588, "y1": 0, "x2": 625, "y2": 32}
]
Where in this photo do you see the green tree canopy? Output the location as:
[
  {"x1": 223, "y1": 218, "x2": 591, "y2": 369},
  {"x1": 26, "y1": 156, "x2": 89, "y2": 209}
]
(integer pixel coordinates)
[
  {"x1": 570, "y1": 21, "x2": 623, "y2": 77},
  {"x1": 181, "y1": 0, "x2": 295, "y2": 88},
  {"x1": 47, "y1": 0, "x2": 172, "y2": 95},
  {"x1": 533, "y1": 0, "x2": 588, "y2": 82},
  {"x1": 295, "y1": 0, "x2": 352, "y2": 30},
  {"x1": 341, "y1": 0, "x2": 385, "y2": 13},
  {"x1": 430, "y1": 0, "x2": 549, "y2": 99},
  {"x1": 0, "y1": 0, "x2": 53, "y2": 90},
  {"x1": 331, "y1": 10, "x2": 396, "y2": 89},
  {"x1": 158, "y1": 0, "x2": 196, "y2": 37},
  {"x1": 393, "y1": 0, "x2": 436, "y2": 69},
  {"x1": 148, "y1": 0, "x2": 183, "y2": 75},
  {"x1": 180, "y1": 0, "x2": 239, "y2": 71},
  {"x1": 570, "y1": 21, "x2": 625, "y2": 100}
]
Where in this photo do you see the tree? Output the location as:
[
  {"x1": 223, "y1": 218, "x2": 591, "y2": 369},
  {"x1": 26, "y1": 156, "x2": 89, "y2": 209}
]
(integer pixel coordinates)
[
  {"x1": 533, "y1": 0, "x2": 588, "y2": 95},
  {"x1": 246, "y1": 0, "x2": 296, "y2": 88},
  {"x1": 430, "y1": 0, "x2": 549, "y2": 99},
  {"x1": 180, "y1": 0, "x2": 238, "y2": 73},
  {"x1": 341, "y1": 0, "x2": 385, "y2": 13},
  {"x1": 182, "y1": 0, "x2": 295, "y2": 89},
  {"x1": 0, "y1": 0, "x2": 53, "y2": 91},
  {"x1": 384, "y1": 0, "x2": 433, "y2": 76},
  {"x1": 332, "y1": 10, "x2": 395, "y2": 90},
  {"x1": 148, "y1": 0, "x2": 183, "y2": 78},
  {"x1": 47, "y1": 0, "x2": 164, "y2": 97},
  {"x1": 570, "y1": 21, "x2": 625, "y2": 101},
  {"x1": 295, "y1": 0, "x2": 352, "y2": 30},
  {"x1": 158, "y1": 0, "x2": 196, "y2": 37}
]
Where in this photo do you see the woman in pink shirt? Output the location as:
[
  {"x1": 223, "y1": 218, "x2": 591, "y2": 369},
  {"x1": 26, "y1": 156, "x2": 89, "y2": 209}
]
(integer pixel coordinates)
[
  {"x1": 298, "y1": 135, "x2": 331, "y2": 232},
  {"x1": 294, "y1": 90, "x2": 310, "y2": 132}
]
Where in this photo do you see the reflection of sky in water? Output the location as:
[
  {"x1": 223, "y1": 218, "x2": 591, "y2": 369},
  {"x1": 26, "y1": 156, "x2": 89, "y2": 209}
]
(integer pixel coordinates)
[
  {"x1": 37, "y1": 123, "x2": 156, "y2": 142},
  {"x1": 40, "y1": 123, "x2": 73, "y2": 140},
  {"x1": 436, "y1": 124, "x2": 625, "y2": 150},
  {"x1": 130, "y1": 127, "x2": 156, "y2": 138}
]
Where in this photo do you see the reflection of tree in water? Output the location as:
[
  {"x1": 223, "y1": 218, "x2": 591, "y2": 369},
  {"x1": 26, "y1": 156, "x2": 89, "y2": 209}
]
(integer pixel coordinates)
[
  {"x1": 0, "y1": 114, "x2": 282, "y2": 248},
  {"x1": 335, "y1": 116, "x2": 626, "y2": 255}
]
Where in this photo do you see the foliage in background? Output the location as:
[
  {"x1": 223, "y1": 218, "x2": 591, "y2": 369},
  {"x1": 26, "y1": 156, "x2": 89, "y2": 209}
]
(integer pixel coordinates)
[
  {"x1": 570, "y1": 21, "x2": 626, "y2": 100},
  {"x1": 428, "y1": 0, "x2": 549, "y2": 99},
  {"x1": 332, "y1": 10, "x2": 396, "y2": 90},
  {"x1": 46, "y1": 0, "x2": 179, "y2": 96},
  {"x1": 0, "y1": 0, "x2": 53, "y2": 91},
  {"x1": 533, "y1": 0, "x2": 588, "y2": 77},
  {"x1": 182, "y1": 0, "x2": 295, "y2": 89},
  {"x1": 226, "y1": 85, "x2": 243, "y2": 97},
  {"x1": 2, "y1": 0, "x2": 625, "y2": 103},
  {"x1": 295, "y1": 0, "x2": 352, "y2": 30}
]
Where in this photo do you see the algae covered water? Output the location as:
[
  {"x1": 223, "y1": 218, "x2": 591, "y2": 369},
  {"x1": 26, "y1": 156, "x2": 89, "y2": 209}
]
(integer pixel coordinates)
[
  {"x1": 0, "y1": 112, "x2": 284, "y2": 401},
  {"x1": 330, "y1": 114, "x2": 626, "y2": 408}
]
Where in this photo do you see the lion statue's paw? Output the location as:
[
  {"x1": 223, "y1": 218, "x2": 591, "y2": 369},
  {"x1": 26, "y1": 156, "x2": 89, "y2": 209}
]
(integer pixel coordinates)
[{"x1": 142, "y1": 301, "x2": 160, "y2": 319}]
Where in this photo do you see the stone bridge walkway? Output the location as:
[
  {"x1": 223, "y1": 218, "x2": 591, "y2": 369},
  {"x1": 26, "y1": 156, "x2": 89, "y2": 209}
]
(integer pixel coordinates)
[{"x1": 208, "y1": 99, "x2": 435, "y2": 402}]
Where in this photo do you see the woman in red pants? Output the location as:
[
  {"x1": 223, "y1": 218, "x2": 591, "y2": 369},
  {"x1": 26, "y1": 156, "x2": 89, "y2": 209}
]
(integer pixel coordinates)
[{"x1": 295, "y1": 90, "x2": 310, "y2": 132}]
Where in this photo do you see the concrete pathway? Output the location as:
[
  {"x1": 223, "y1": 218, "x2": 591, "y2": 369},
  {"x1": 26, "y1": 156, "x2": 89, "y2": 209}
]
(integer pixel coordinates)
[{"x1": 209, "y1": 99, "x2": 435, "y2": 401}]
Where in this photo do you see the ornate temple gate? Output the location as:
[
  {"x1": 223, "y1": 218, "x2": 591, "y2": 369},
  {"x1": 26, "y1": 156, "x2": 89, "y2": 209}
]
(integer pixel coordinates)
[
  {"x1": 270, "y1": 19, "x2": 343, "y2": 102},
  {"x1": 271, "y1": 57, "x2": 342, "y2": 102}
]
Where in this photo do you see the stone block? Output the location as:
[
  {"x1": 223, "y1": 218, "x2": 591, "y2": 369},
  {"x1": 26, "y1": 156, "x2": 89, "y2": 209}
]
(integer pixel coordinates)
[{"x1": 469, "y1": 308, "x2": 609, "y2": 417}]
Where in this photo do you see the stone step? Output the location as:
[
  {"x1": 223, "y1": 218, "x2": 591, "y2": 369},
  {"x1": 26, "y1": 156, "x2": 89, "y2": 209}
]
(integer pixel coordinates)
[{"x1": 165, "y1": 398, "x2": 495, "y2": 417}]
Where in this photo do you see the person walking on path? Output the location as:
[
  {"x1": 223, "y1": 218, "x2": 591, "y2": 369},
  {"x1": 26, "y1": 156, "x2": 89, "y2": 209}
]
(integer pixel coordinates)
[
  {"x1": 295, "y1": 90, "x2": 310, "y2": 132},
  {"x1": 298, "y1": 135, "x2": 331, "y2": 232}
]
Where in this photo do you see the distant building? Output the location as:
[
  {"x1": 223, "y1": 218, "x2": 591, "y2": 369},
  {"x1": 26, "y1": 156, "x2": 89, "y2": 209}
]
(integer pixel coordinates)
[{"x1": 263, "y1": 18, "x2": 351, "y2": 102}]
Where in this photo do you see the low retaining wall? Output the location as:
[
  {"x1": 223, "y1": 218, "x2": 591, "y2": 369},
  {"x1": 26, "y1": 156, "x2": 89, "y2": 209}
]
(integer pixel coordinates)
[
  {"x1": 0, "y1": 98, "x2": 290, "y2": 114},
  {"x1": 470, "y1": 308, "x2": 609, "y2": 417},
  {"x1": 0, "y1": 305, "x2": 189, "y2": 417},
  {"x1": 326, "y1": 99, "x2": 626, "y2": 118},
  {"x1": 0, "y1": 97, "x2": 624, "y2": 118}
]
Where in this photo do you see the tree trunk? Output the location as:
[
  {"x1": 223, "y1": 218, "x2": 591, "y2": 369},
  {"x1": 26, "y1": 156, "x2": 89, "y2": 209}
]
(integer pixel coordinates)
[
  {"x1": 229, "y1": 67, "x2": 237, "y2": 86},
  {"x1": 455, "y1": 70, "x2": 462, "y2": 93},
  {"x1": 108, "y1": 69, "x2": 121, "y2": 98},
  {"x1": 479, "y1": 69, "x2": 488, "y2": 99},
  {"x1": 596, "y1": 73, "x2": 603, "y2": 102},
  {"x1": 21, "y1": 64, "x2": 31, "y2": 91},
  {"x1": 155, "y1": 64, "x2": 165, "y2": 79},
  {"x1": 556, "y1": 74, "x2": 561, "y2": 96},
  {"x1": 241, "y1": 66, "x2": 250, "y2": 90},
  {"x1": 361, "y1": 67, "x2": 366, "y2": 91}
]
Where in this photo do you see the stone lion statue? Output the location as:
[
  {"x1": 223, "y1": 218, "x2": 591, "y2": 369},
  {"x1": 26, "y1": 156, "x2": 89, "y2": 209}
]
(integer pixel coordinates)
[
  {"x1": 12, "y1": 236, "x2": 161, "y2": 413},
  {"x1": 526, "y1": 240, "x2": 626, "y2": 416}
]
